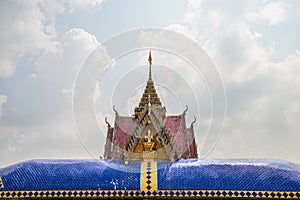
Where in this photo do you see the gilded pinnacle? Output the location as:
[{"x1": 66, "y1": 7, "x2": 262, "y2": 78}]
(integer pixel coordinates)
[{"x1": 148, "y1": 51, "x2": 152, "y2": 81}]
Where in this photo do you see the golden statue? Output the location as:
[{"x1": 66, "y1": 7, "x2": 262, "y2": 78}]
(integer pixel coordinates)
[{"x1": 143, "y1": 129, "x2": 155, "y2": 151}]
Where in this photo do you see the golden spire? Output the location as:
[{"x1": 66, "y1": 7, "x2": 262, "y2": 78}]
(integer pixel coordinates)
[
  {"x1": 134, "y1": 51, "x2": 162, "y2": 117},
  {"x1": 148, "y1": 51, "x2": 152, "y2": 81}
]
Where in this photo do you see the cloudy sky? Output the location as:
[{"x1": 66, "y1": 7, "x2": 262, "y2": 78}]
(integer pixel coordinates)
[{"x1": 1, "y1": 0, "x2": 300, "y2": 167}]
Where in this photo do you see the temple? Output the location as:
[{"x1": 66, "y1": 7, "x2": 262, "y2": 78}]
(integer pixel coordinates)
[
  {"x1": 104, "y1": 52, "x2": 198, "y2": 163},
  {"x1": 1, "y1": 53, "x2": 299, "y2": 200}
]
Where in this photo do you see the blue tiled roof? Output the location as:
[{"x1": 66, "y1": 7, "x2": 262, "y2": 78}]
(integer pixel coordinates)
[
  {"x1": 157, "y1": 159, "x2": 300, "y2": 191},
  {"x1": 0, "y1": 159, "x2": 141, "y2": 191},
  {"x1": 0, "y1": 159, "x2": 300, "y2": 198}
]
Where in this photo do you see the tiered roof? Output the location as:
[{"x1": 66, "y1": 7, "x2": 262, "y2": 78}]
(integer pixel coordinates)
[{"x1": 134, "y1": 51, "x2": 163, "y2": 116}]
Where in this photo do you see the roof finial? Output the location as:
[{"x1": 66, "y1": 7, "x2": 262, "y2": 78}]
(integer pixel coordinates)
[
  {"x1": 191, "y1": 116, "x2": 196, "y2": 128},
  {"x1": 148, "y1": 51, "x2": 152, "y2": 81},
  {"x1": 105, "y1": 117, "x2": 111, "y2": 128},
  {"x1": 113, "y1": 105, "x2": 118, "y2": 116},
  {"x1": 183, "y1": 105, "x2": 188, "y2": 115}
]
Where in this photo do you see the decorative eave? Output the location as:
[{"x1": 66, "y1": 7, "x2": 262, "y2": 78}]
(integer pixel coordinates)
[
  {"x1": 104, "y1": 117, "x2": 114, "y2": 159},
  {"x1": 181, "y1": 106, "x2": 190, "y2": 158},
  {"x1": 190, "y1": 116, "x2": 196, "y2": 130},
  {"x1": 187, "y1": 116, "x2": 198, "y2": 158}
]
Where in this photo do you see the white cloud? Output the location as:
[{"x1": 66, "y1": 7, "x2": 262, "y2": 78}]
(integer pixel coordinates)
[
  {"x1": 247, "y1": 2, "x2": 288, "y2": 25},
  {"x1": 0, "y1": 24, "x2": 109, "y2": 166},
  {"x1": 166, "y1": 24, "x2": 198, "y2": 40},
  {"x1": 0, "y1": 95, "x2": 8, "y2": 118},
  {"x1": 62, "y1": 88, "x2": 73, "y2": 98},
  {"x1": 0, "y1": 1, "x2": 58, "y2": 77},
  {"x1": 64, "y1": 28, "x2": 100, "y2": 52},
  {"x1": 166, "y1": 4, "x2": 203, "y2": 40},
  {"x1": 0, "y1": 1, "x2": 105, "y2": 78},
  {"x1": 204, "y1": 21, "x2": 271, "y2": 83},
  {"x1": 0, "y1": 113, "x2": 91, "y2": 166},
  {"x1": 162, "y1": 1, "x2": 300, "y2": 163},
  {"x1": 0, "y1": 57, "x2": 16, "y2": 77},
  {"x1": 187, "y1": 0, "x2": 204, "y2": 10},
  {"x1": 166, "y1": 3, "x2": 273, "y2": 85},
  {"x1": 66, "y1": 0, "x2": 105, "y2": 12},
  {"x1": 35, "y1": 27, "x2": 102, "y2": 81},
  {"x1": 271, "y1": 50, "x2": 300, "y2": 84}
]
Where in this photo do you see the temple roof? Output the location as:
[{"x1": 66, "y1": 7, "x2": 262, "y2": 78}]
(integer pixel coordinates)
[
  {"x1": 1, "y1": 159, "x2": 299, "y2": 199},
  {"x1": 113, "y1": 115, "x2": 196, "y2": 155},
  {"x1": 105, "y1": 52, "x2": 198, "y2": 162}
]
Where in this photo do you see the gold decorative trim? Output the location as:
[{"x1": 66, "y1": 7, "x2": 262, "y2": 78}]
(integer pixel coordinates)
[
  {"x1": 0, "y1": 190, "x2": 299, "y2": 199},
  {"x1": 0, "y1": 177, "x2": 3, "y2": 189},
  {"x1": 140, "y1": 161, "x2": 157, "y2": 193}
]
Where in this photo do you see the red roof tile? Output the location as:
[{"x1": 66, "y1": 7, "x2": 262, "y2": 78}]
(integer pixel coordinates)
[
  {"x1": 115, "y1": 116, "x2": 135, "y2": 147},
  {"x1": 165, "y1": 116, "x2": 186, "y2": 156}
]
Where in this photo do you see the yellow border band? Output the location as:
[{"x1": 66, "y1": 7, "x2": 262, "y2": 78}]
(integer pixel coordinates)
[
  {"x1": 0, "y1": 190, "x2": 299, "y2": 199},
  {"x1": 140, "y1": 161, "x2": 157, "y2": 192},
  {"x1": 0, "y1": 177, "x2": 4, "y2": 189}
]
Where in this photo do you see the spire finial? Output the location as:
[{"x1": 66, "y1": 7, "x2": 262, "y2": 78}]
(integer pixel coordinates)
[
  {"x1": 148, "y1": 50, "x2": 152, "y2": 65},
  {"x1": 148, "y1": 51, "x2": 152, "y2": 81}
]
